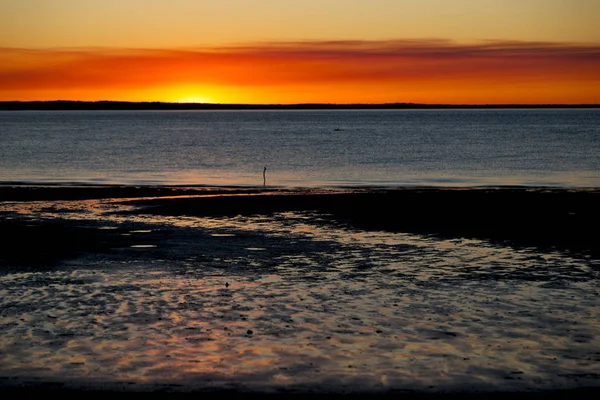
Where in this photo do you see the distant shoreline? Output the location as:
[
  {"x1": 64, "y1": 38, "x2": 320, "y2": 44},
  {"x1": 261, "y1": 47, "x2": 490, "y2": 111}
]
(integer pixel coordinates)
[{"x1": 1, "y1": 100, "x2": 599, "y2": 111}]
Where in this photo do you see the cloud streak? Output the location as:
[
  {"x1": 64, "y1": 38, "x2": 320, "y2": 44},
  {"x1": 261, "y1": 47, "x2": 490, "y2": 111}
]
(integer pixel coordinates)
[{"x1": 1, "y1": 39, "x2": 599, "y2": 103}]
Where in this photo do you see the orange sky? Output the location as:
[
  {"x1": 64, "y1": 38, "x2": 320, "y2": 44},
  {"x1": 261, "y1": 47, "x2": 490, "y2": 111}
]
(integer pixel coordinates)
[
  {"x1": 2, "y1": 40, "x2": 599, "y2": 104},
  {"x1": 1, "y1": 1, "x2": 599, "y2": 104}
]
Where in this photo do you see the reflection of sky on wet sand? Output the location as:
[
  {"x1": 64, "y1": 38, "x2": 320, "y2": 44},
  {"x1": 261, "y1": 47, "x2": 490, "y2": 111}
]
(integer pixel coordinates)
[{"x1": 0, "y1": 198, "x2": 599, "y2": 393}]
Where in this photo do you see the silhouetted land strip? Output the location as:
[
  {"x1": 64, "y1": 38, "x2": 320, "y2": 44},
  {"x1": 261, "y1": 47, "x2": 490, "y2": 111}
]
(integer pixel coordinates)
[
  {"x1": 1, "y1": 100, "x2": 599, "y2": 110},
  {"x1": 0, "y1": 184, "x2": 257, "y2": 201},
  {"x1": 124, "y1": 188, "x2": 600, "y2": 258},
  {"x1": 1, "y1": 186, "x2": 598, "y2": 259}
]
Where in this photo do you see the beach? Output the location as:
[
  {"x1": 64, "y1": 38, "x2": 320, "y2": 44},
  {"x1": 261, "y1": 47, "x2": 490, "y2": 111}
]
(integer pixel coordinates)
[{"x1": 0, "y1": 186, "x2": 599, "y2": 398}]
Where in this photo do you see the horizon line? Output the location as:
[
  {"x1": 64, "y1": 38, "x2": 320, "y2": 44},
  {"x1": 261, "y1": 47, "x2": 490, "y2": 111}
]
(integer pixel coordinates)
[{"x1": 1, "y1": 100, "x2": 599, "y2": 110}]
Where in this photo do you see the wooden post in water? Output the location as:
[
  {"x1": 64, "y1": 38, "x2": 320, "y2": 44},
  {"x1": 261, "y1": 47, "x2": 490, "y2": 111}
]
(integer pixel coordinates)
[{"x1": 263, "y1": 167, "x2": 267, "y2": 187}]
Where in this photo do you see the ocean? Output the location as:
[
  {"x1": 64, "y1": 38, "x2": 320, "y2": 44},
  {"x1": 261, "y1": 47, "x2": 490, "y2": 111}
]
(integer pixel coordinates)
[{"x1": 1, "y1": 109, "x2": 599, "y2": 187}]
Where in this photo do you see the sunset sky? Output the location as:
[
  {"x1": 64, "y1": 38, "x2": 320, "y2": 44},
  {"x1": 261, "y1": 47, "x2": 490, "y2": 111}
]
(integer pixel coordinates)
[{"x1": 1, "y1": 0, "x2": 599, "y2": 104}]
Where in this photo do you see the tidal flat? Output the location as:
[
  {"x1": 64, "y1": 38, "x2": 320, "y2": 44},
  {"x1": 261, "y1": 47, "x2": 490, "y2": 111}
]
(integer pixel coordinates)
[{"x1": 0, "y1": 187, "x2": 599, "y2": 398}]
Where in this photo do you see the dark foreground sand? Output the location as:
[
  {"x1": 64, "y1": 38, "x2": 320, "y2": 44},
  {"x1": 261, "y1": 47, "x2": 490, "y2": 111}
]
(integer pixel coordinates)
[{"x1": 0, "y1": 186, "x2": 599, "y2": 399}]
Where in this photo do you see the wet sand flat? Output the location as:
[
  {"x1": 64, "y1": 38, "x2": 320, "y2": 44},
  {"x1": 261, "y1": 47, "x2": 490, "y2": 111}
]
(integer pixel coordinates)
[{"x1": 0, "y1": 187, "x2": 599, "y2": 398}]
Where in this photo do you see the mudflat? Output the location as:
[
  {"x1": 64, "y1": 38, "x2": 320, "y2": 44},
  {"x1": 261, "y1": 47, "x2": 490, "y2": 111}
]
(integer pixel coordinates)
[{"x1": 0, "y1": 186, "x2": 599, "y2": 398}]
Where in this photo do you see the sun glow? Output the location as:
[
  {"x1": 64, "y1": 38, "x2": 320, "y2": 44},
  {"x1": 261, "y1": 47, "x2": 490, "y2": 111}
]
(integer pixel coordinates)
[{"x1": 175, "y1": 94, "x2": 217, "y2": 104}]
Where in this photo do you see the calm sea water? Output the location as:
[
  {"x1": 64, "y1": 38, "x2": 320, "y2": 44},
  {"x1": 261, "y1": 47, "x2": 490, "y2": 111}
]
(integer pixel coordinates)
[{"x1": 1, "y1": 109, "x2": 599, "y2": 188}]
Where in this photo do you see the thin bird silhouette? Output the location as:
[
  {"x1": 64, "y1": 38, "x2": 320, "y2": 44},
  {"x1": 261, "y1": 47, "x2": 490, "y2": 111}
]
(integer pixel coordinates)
[{"x1": 263, "y1": 167, "x2": 267, "y2": 187}]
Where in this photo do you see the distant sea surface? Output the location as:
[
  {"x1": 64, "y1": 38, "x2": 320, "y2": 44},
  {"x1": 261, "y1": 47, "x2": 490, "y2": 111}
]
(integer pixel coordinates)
[{"x1": 1, "y1": 109, "x2": 599, "y2": 188}]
